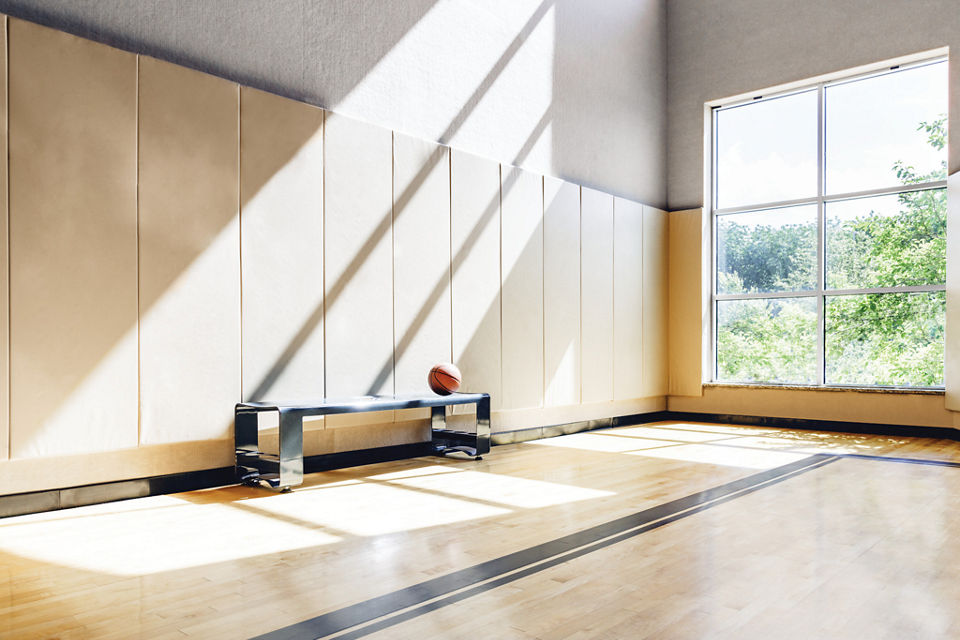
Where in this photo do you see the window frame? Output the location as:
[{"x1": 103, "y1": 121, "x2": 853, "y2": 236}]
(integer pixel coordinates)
[{"x1": 710, "y1": 57, "x2": 948, "y2": 390}]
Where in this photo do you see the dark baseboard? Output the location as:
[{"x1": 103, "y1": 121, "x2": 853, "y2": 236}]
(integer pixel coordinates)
[
  {"x1": 2, "y1": 409, "x2": 957, "y2": 519},
  {"x1": 0, "y1": 466, "x2": 235, "y2": 519},
  {"x1": 490, "y1": 411, "x2": 672, "y2": 445},
  {"x1": 664, "y1": 411, "x2": 960, "y2": 441},
  {"x1": 0, "y1": 443, "x2": 436, "y2": 520}
]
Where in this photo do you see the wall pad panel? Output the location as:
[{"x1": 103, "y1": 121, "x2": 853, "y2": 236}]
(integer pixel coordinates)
[
  {"x1": 543, "y1": 177, "x2": 581, "y2": 407},
  {"x1": 451, "y1": 150, "x2": 502, "y2": 411},
  {"x1": 613, "y1": 197, "x2": 644, "y2": 400},
  {"x1": 138, "y1": 56, "x2": 240, "y2": 444},
  {"x1": 393, "y1": 133, "x2": 451, "y2": 406},
  {"x1": 0, "y1": 16, "x2": 7, "y2": 461},
  {"x1": 240, "y1": 87, "x2": 325, "y2": 408},
  {"x1": 323, "y1": 114, "x2": 394, "y2": 427},
  {"x1": 580, "y1": 188, "x2": 614, "y2": 403},
  {"x1": 501, "y1": 166, "x2": 544, "y2": 411},
  {"x1": 642, "y1": 206, "x2": 669, "y2": 397},
  {"x1": 9, "y1": 18, "x2": 138, "y2": 458}
]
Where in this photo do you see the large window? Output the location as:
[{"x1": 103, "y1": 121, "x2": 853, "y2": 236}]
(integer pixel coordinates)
[{"x1": 712, "y1": 59, "x2": 947, "y2": 388}]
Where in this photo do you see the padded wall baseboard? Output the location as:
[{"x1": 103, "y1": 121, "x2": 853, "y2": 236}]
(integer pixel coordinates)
[{"x1": 3, "y1": 409, "x2": 958, "y2": 520}]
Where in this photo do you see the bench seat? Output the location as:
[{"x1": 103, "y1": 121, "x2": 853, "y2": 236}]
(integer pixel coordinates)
[{"x1": 235, "y1": 393, "x2": 491, "y2": 490}]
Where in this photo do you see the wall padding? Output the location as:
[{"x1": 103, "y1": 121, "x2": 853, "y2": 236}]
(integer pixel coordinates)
[
  {"x1": 451, "y1": 150, "x2": 502, "y2": 411},
  {"x1": 642, "y1": 206, "x2": 669, "y2": 397},
  {"x1": 613, "y1": 198, "x2": 644, "y2": 400},
  {"x1": 946, "y1": 171, "x2": 960, "y2": 410},
  {"x1": 543, "y1": 177, "x2": 581, "y2": 407},
  {"x1": 240, "y1": 87, "x2": 324, "y2": 405},
  {"x1": 9, "y1": 18, "x2": 138, "y2": 458},
  {"x1": 393, "y1": 133, "x2": 452, "y2": 402},
  {"x1": 323, "y1": 114, "x2": 394, "y2": 428},
  {"x1": 501, "y1": 167, "x2": 544, "y2": 411},
  {"x1": 668, "y1": 208, "x2": 705, "y2": 396},
  {"x1": 580, "y1": 188, "x2": 614, "y2": 403},
  {"x1": 0, "y1": 16, "x2": 7, "y2": 461},
  {"x1": 138, "y1": 56, "x2": 240, "y2": 444}
]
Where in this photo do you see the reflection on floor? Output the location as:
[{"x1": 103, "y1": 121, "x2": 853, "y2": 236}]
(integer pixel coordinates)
[{"x1": 2, "y1": 420, "x2": 960, "y2": 639}]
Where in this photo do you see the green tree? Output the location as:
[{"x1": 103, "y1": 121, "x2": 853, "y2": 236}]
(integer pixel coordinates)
[{"x1": 718, "y1": 116, "x2": 947, "y2": 386}]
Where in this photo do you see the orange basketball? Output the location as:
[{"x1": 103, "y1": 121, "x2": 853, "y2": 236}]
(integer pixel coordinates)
[{"x1": 428, "y1": 363, "x2": 461, "y2": 395}]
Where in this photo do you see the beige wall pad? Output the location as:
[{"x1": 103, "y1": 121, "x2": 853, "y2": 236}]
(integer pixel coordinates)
[
  {"x1": 450, "y1": 150, "x2": 502, "y2": 411},
  {"x1": 9, "y1": 19, "x2": 138, "y2": 458},
  {"x1": 392, "y1": 133, "x2": 452, "y2": 409},
  {"x1": 642, "y1": 206, "x2": 669, "y2": 397},
  {"x1": 543, "y1": 177, "x2": 581, "y2": 407},
  {"x1": 0, "y1": 16, "x2": 7, "y2": 461},
  {"x1": 240, "y1": 87, "x2": 325, "y2": 408},
  {"x1": 580, "y1": 187, "x2": 615, "y2": 403},
  {"x1": 323, "y1": 113, "x2": 395, "y2": 428},
  {"x1": 138, "y1": 56, "x2": 241, "y2": 444},
  {"x1": 668, "y1": 208, "x2": 705, "y2": 397},
  {"x1": 613, "y1": 197, "x2": 645, "y2": 400},
  {"x1": 501, "y1": 166, "x2": 544, "y2": 411},
  {"x1": 945, "y1": 171, "x2": 960, "y2": 411}
]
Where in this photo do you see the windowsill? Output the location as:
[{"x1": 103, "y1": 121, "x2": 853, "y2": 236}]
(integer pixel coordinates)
[{"x1": 703, "y1": 382, "x2": 945, "y2": 396}]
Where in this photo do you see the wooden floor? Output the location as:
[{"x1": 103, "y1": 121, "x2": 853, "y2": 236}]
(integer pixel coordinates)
[{"x1": 2, "y1": 421, "x2": 960, "y2": 639}]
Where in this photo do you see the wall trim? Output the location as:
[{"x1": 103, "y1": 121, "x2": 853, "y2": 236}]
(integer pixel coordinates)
[{"x1": 3, "y1": 410, "x2": 957, "y2": 520}]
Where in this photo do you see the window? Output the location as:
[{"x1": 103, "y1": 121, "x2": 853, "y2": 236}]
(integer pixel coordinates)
[{"x1": 712, "y1": 59, "x2": 947, "y2": 388}]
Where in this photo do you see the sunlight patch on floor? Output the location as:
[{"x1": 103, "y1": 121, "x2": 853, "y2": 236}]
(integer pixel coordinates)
[
  {"x1": 627, "y1": 443, "x2": 811, "y2": 469},
  {"x1": 242, "y1": 481, "x2": 510, "y2": 537},
  {"x1": 386, "y1": 468, "x2": 614, "y2": 508},
  {"x1": 650, "y1": 422, "x2": 778, "y2": 436},
  {"x1": 0, "y1": 494, "x2": 341, "y2": 576},
  {"x1": 606, "y1": 425, "x2": 732, "y2": 443},
  {"x1": 526, "y1": 432, "x2": 669, "y2": 453}
]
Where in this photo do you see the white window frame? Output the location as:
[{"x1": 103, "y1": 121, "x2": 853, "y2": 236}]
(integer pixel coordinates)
[{"x1": 710, "y1": 57, "x2": 948, "y2": 390}]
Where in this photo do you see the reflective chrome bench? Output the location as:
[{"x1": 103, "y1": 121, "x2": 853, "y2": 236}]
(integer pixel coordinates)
[{"x1": 235, "y1": 393, "x2": 491, "y2": 490}]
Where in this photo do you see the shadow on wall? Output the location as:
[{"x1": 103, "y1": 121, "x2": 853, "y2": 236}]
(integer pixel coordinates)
[
  {"x1": 551, "y1": 0, "x2": 665, "y2": 201},
  {"x1": 12, "y1": 1, "x2": 573, "y2": 456},
  {"x1": 0, "y1": 0, "x2": 443, "y2": 106}
]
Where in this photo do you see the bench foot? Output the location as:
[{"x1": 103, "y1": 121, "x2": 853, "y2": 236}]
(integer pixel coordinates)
[{"x1": 435, "y1": 444, "x2": 482, "y2": 460}]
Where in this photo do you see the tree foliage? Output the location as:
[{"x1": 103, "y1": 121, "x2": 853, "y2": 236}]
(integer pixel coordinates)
[{"x1": 717, "y1": 116, "x2": 946, "y2": 386}]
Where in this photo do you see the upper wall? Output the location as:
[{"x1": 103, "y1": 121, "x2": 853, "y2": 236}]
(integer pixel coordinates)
[
  {"x1": 666, "y1": 0, "x2": 960, "y2": 210},
  {"x1": 0, "y1": 0, "x2": 667, "y2": 208}
]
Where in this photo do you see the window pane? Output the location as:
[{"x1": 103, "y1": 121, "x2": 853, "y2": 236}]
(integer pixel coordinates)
[
  {"x1": 825, "y1": 292, "x2": 944, "y2": 387},
  {"x1": 716, "y1": 297, "x2": 818, "y2": 384},
  {"x1": 826, "y1": 189, "x2": 946, "y2": 289},
  {"x1": 716, "y1": 90, "x2": 818, "y2": 209},
  {"x1": 717, "y1": 205, "x2": 817, "y2": 294},
  {"x1": 825, "y1": 62, "x2": 947, "y2": 195}
]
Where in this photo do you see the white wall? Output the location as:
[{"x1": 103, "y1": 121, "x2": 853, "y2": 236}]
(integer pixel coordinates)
[
  {"x1": 0, "y1": 0, "x2": 667, "y2": 208},
  {"x1": 666, "y1": 0, "x2": 960, "y2": 210}
]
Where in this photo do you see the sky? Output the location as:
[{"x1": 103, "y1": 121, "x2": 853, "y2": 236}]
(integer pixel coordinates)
[{"x1": 715, "y1": 60, "x2": 948, "y2": 211}]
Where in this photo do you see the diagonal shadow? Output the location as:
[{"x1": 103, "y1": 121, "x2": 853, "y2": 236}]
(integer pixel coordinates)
[
  {"x1": 369, "y1": 106, "x2": 554, "y2": 395},
  {"x1": 248, "y1": 0, "x2": 556, "y2": 401}
]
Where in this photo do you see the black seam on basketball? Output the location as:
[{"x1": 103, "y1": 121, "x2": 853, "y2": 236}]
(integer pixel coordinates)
[{"x1": 434, "y1": 371, "x2": 460, "y2": 385}]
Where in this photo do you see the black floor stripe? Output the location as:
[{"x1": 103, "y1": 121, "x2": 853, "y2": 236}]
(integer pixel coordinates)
[
  {"x1": 327, "y1": 455, "x2": 840, "y2": 640},
  {"x1": 838, "y1": 453, "x2": 960, "y2": 468},
  {"x1": 252, "y1": 454, "x2": 835, "y2": 640}
]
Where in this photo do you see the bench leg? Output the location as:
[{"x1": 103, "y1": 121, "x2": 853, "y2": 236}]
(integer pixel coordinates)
[
  {"x1": 475, "y1": 394, "x2": 491, "y2": 456},
  {"x1": 278, "y1": 409, "x2": 304, "y2": 490},
  {"x1": 432, "y1": 401, "x2": 490, "y2": 460},
  {"x1": 235, "y1": 407, "x2": 261, "y2": 484}
]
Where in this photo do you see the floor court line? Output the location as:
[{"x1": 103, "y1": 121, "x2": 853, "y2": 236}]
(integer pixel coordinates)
[{"x1": 253, "y1": 454, "x2": 838, "y2": 640}]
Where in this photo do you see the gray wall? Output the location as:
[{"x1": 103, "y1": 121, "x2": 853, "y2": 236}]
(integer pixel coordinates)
[
  {"x1": 666, "y1": 0, "x2": 960, "y2": 210},
  {"x1": 0, "y1": 0, "x2": 667, "y2": 208}
]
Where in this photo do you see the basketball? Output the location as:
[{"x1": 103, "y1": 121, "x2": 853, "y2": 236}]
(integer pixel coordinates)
[{"x1": 428, "y1": 363, "x2": 461, "y2": 395}]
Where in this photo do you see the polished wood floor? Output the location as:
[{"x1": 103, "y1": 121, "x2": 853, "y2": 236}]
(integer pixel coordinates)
[{"x1": 2, "y1": 421, "x2": 960, "y2": 639}]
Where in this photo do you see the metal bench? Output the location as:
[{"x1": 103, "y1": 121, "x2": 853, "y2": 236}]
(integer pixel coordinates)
[{"x1": 235, "y1": 393, "x2": 491, "y2": 490}]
